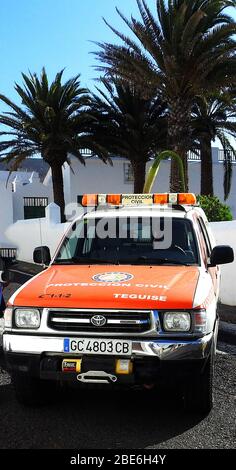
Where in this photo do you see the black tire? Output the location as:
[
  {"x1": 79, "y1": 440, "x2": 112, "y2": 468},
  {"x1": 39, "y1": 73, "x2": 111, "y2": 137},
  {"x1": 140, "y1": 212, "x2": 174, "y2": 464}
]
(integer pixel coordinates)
[
  {"x1": 184, "y1": 352, "x2": 214, "y2": 415},
  {"x1": 12, "y1": 373, "x2": 56, "y2": 406}
]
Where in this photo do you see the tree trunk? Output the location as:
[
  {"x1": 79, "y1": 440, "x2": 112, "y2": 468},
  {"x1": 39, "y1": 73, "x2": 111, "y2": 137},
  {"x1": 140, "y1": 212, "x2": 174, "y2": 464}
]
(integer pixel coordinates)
[
  {"x1": 168, "y1": 98, "x2": 190, "y2": 192},
  {"x1": 170, "y1": 148, "x2": 188, "y2": 192},
  {"x1": 50, "y1": 163, "x2": 66, "y2": 222},
  {"x1": 131, "y1": 159, "x2": 147, "y2": 193},
  {"x1": 200, "y1": 136, "x2": 213, "y2": 196}
]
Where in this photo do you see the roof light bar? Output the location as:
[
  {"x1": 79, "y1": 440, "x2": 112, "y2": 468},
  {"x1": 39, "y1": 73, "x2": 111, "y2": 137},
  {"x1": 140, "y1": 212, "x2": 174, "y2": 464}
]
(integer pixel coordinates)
[{"x1": 81, "y1": 193, "x2": 197, "y2": 206}]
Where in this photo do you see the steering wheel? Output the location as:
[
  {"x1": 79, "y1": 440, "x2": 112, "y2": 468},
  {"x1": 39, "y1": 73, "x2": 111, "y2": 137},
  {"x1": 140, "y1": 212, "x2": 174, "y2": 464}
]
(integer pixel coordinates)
[{"x1": 173, "y1": 245, "x2": 188, "y2": 256}]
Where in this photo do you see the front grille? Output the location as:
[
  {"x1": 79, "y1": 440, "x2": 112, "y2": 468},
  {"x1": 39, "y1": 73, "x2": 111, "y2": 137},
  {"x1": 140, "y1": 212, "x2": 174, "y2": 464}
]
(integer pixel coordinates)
[{"x1": 48, "y1": 310, "x2": 152, "y2": 334}]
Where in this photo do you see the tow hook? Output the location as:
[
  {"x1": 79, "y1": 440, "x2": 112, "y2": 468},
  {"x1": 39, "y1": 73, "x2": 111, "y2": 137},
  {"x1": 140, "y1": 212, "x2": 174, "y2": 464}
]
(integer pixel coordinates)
[{"x1": 77, "y1": 370, "x2": 117, "y2": 384}]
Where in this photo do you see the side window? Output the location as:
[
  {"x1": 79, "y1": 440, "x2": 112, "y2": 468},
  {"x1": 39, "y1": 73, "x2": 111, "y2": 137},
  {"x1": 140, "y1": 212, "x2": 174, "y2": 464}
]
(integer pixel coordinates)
[
  {"x1": 196, "y1": 218, "x2": 209, "y2": 264},
  {"x1": 198, "y1": 218, "x2": 212, "y2": 257}
]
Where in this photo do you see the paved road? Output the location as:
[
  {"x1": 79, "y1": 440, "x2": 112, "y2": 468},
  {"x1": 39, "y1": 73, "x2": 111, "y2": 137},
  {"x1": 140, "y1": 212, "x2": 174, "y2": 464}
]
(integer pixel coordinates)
[{"x1": 0, "y1": 348, "x2": 235, "y2": 450}]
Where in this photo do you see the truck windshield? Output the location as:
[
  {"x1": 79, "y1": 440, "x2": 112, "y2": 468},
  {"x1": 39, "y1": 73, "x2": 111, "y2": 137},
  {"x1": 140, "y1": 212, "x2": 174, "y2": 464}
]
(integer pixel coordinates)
[
  {"x1": 53, "y1": 216, "x2": 199, "y2": 266},
  {"x1": 54, "y1": 217, "x2": 199, "y2": 265}
]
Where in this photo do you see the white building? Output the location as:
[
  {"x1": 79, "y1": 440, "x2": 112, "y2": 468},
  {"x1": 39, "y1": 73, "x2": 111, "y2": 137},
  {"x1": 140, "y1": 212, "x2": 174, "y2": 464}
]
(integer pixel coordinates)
[
  {"x1": 0, "y1": 168, "x2": 53, "y2": 257},
  {"x1": 0, "y1": 147, "x2": 235, "y2": 237},
  {"x1": 62, "y1": 147, "x2": 236, "y2": 217}
]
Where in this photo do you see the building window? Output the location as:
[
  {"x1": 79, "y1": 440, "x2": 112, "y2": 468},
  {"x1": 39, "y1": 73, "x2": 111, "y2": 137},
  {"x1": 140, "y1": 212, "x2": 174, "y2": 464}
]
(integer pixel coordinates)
[
  {"x1": 23, "y1": 197, "x2": 48, "y2": 219},
  {"x1": 124, "y1": 162, "x2": 134, "y2": 183}
]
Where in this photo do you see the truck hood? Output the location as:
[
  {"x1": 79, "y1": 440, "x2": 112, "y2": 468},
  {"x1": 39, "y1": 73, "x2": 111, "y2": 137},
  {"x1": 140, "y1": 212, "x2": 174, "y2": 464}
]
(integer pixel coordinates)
[{"x1": 9, "y1": 264, "x2": 201, "y2": 310}]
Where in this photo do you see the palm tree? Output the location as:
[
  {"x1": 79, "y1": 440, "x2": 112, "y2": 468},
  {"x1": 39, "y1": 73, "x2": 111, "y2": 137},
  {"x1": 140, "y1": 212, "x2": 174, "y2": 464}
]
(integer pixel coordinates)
[
  {"x1": 88, "y1": 78, "x2": 167, "y2": 192},
  {"x1": 192, "y1": 92, "x2": 236, "y2": 198},
  {"x1": 94, "y1": 0, "x2": 236, "y2": 192},
  {"x1": 0, "y1": 68, "x2": 108, "y2": 221},
  {"x1": 143, "y1": 150, "x2": 186, "y2": 193}
]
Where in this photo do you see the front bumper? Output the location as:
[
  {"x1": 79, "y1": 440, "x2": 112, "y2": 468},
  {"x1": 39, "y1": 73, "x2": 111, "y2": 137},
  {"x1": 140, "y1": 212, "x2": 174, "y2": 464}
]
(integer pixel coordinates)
[
  {"x1": 3, "y1": 332, "x2": 213, "y2": 360},
  {"x1": 3, "y1": 333, "x2": 214, "y2": 384}
]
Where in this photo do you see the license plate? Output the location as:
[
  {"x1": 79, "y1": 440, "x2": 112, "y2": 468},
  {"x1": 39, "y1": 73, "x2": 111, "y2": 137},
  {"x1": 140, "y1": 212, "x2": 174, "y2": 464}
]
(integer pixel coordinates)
[{"x1": 63, "y1": 338, "x2": 132, "y2": 356}]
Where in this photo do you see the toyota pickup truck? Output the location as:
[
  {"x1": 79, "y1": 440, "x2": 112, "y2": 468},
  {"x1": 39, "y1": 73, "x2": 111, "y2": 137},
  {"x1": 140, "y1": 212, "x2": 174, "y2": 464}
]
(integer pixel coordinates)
[{"x1": 2, "y1": 193, "x2": 234, "y2": 413}]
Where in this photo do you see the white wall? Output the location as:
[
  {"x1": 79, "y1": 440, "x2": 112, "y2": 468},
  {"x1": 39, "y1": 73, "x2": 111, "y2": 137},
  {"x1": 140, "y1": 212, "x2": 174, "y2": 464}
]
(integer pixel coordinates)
[
  {"x1": 0, "y1": 181, "x2": 13, "y2": 245},
  {"x1": 0, "y1": 170, "x2": 53, "y2": 250},
  {"x1": 63, "y1": 158, "x2": 133, "y2": 205},
  {"x1": 63, "y1": 151, "x2": 236, "y2": 217},
  {"x1": 5, "y1": 203, "x2": 70, "y2": 263},
  {"x1": 12, "y1": 172, "x2": 53, "y2": 222},
  {"x1": 210, "y1": 221, "x2": 236, "y2": 306}
]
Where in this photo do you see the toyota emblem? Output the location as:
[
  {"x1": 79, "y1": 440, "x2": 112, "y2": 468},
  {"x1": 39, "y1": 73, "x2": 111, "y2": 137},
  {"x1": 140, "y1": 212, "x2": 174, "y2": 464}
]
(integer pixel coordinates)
[{"x1": 91, "y1": 315, "x2": 107, "y2": 327}]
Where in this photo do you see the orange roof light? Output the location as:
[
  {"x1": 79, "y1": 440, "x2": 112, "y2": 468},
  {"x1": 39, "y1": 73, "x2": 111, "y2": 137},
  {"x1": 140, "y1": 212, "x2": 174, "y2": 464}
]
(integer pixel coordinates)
[
  {"x1": 82, "y1": 194, "x2": 98, "y2": 206},
  {"x1": 178, "y1": 193, "x2": 197, "y2": 205},
  {"x1": 107, "y1": 194, "x2": 122, "y2": 205},
  {"x1": 153, "y1": 194, "x2": 168, "y2": 204}
]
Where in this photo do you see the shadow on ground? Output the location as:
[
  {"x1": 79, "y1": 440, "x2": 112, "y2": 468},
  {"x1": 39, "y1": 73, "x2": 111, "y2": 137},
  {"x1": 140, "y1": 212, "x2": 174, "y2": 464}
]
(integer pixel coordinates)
[{"x1": 0, "y1": 381, "x2": 203, "y2": 449}]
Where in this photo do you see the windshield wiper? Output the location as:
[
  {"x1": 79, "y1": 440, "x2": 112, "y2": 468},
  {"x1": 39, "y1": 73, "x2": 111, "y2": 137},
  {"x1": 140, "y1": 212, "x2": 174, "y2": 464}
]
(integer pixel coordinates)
[
  {"x1": 118, "y1": 257, "x2": 192, "y2": 266},
  {"x1": 53, "y1": 257, "x2": 192, "y2": 266},
  {"x1": 53, "y1": 257, "x2": 78, "y2": 265},
  {"x1": 157, "y1": 258, "x2": 192, "y2": 266},
  {"x1": 81, "y1": 258, "x2": 120, "y2": 265}
]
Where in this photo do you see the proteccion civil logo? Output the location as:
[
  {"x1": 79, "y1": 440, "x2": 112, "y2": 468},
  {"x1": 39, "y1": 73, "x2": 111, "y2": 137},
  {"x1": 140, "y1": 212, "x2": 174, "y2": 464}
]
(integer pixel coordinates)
[{"x1": 92, "y1": 272, "x2": 134, "y2": 283}]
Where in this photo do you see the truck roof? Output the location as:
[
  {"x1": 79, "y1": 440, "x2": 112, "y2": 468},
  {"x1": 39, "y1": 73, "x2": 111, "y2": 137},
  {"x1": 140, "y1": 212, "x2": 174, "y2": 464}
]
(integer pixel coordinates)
[{"x1": 83, "y1": 205, "x2": 190, "y2": 220}]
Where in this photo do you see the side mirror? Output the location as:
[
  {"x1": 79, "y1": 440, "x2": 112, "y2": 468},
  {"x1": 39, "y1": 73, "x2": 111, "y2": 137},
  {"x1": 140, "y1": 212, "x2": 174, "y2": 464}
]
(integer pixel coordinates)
[
  {"x1": 0, "y1": 271, "x2": 9, "y2": 283},
  {"x1": 210, "y1": 245, "x2": 234, "y2": 266},
  {"x1": 33, "y1": 246, "x2": 51, "y2": 265}
]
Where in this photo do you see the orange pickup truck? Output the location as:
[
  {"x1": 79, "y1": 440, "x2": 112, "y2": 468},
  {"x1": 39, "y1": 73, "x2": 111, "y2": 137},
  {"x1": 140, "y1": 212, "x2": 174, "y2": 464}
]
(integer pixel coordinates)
[{"x1": 3, "y1": 193, "x2": 234, "y2": 413}]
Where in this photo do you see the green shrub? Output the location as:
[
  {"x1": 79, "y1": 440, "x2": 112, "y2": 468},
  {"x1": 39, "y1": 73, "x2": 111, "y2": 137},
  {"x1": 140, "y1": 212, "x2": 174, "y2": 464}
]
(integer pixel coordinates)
[{"x1": 197, "y1": 195, "x2": 233, "y2": 222}]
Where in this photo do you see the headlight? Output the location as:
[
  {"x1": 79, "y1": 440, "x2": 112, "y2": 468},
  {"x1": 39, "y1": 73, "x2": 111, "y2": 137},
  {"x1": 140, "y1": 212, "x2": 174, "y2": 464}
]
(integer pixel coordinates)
[
  {"x1": 163, "y1": 312, "x2": 191, "y2": 332},
  {"x1": 14, "y1": 309, "x2": 41, "y2": 329}
]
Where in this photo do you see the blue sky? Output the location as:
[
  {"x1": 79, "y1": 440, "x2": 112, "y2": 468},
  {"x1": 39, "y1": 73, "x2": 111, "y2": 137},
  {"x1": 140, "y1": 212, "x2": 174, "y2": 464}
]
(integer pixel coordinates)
[
  {"x1": 0, "y1": 0, "x2": 235, "y2": 106},
  {"x1": 0, "y1": 0, "x2": 142, "y2": 105}
]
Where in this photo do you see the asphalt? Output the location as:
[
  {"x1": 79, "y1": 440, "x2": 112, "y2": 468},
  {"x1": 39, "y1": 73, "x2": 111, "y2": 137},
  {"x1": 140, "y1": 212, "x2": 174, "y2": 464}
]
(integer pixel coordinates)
[{"x1": 0, "y1": 350, "x2": 235, "y2": 449}]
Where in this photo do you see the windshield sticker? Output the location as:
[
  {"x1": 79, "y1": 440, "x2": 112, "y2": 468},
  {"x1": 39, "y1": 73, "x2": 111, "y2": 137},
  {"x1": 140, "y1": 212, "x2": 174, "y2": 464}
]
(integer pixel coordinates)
[{"x1": 92, "y1": 272, "x2": 134, "y2": 283}]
